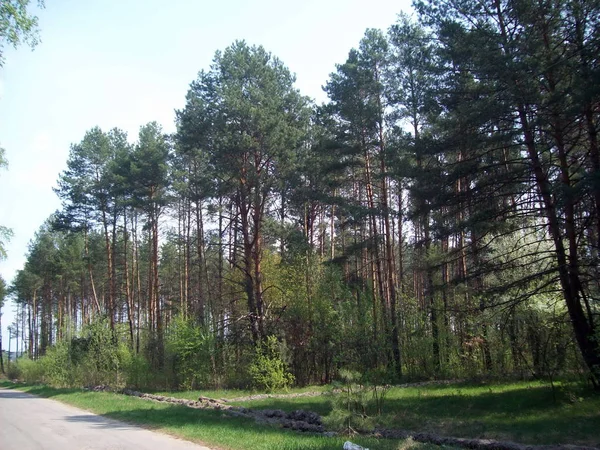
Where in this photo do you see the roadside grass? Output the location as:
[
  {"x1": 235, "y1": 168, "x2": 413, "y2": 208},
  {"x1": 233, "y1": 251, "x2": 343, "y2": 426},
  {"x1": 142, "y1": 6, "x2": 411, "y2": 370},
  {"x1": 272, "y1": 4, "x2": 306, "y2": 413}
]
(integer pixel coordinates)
[
  {"x1": 376, "y1": 381, "x2": 600, "y2": 445},
  {"x1": 224, "y1": 380, "x2": 600, "y2": 446},
  {"x1": 0, "y1": 381, "x2": 437, "y2": 450}
]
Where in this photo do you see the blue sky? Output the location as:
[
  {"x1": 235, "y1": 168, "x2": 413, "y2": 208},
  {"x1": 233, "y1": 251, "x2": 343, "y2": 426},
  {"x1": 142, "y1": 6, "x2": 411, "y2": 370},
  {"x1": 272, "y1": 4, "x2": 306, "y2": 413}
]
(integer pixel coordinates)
[{"x1": 0, "y1": 0, "x2": 412, "y2": 347}]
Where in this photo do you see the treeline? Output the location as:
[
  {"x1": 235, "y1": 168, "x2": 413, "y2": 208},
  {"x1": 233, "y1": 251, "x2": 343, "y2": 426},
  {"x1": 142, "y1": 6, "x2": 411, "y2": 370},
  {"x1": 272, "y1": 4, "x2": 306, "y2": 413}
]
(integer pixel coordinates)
[{"x1": 6, "y1": 0, "x2": 600, "y2": 388}]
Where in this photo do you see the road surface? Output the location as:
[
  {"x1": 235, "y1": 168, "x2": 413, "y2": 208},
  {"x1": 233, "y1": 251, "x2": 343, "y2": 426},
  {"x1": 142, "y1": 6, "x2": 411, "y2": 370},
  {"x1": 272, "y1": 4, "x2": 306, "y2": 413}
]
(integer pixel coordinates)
[{"x1": 0, "y1": 387, "x2": 211, "y2": 449}]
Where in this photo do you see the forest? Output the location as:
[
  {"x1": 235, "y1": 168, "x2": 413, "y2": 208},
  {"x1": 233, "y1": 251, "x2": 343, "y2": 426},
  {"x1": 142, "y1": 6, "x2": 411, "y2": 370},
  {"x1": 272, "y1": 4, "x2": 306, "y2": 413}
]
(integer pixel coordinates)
[{"x1": 1, "y1": 0, "x2": 599, "y2": 392}]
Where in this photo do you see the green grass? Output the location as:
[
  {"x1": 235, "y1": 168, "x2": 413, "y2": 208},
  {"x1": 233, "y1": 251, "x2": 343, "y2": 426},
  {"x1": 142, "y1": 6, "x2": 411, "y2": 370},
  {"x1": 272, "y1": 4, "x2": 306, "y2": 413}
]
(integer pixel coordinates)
[
  {"x1": 224, "y1": 380, "x2": 600, "y2": 446},
  {"x1": 0, "y1": 381, "x2": 436, "y2": 450},
  {"x1": 375, "y1": 381, "x2": 600, "y2": 445}
]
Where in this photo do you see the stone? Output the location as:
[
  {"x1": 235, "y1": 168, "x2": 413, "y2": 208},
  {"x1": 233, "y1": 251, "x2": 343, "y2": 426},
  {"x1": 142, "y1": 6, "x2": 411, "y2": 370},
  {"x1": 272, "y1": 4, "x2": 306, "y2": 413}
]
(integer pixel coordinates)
[{"x1": 343, "y1": 441, "x2": 369, "y2": 450}]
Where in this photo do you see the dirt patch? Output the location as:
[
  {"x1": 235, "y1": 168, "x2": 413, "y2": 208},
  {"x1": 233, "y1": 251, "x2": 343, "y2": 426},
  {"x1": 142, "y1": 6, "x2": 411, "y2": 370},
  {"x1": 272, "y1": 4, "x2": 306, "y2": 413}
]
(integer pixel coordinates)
[
  {"x1": 224, "y1": 391, "x2": 325, "y2": 402},
  {"x1": 120, "y1": 388, "x2": 324, "y2": 433}
]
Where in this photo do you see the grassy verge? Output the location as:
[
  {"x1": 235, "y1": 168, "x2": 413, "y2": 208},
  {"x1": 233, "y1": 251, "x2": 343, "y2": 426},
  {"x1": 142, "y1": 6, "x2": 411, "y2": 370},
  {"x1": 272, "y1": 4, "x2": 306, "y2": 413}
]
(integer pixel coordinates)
[
  {"x1": 0, "y1": 381, "x2": 436, "y2": 450},
  {"x1": 222, "y1": 380, "x2": 600, "y2": 446}
]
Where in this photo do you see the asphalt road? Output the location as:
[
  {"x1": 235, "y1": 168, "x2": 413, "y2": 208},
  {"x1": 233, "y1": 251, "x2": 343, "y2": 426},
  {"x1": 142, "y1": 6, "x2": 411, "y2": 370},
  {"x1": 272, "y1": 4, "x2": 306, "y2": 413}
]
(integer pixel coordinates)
[{"x1": 0, "y1": 387, "x2": 211, "y2": 449}]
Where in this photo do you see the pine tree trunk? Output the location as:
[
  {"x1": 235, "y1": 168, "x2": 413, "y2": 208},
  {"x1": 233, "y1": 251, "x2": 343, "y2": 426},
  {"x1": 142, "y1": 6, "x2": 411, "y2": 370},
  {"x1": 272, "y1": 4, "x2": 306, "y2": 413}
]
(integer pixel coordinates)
[
  {"x1": 123, "y1": 212, "x2": 135, "y2": 348},
  {"x1": 196, "y1": 201, "x2": 206, "y2": 326}
]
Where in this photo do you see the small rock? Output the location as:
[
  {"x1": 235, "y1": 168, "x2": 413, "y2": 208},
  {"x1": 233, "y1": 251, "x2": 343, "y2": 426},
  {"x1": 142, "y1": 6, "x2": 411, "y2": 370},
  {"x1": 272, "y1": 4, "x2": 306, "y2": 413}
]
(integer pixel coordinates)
[{"x1": 343, "y1": 441, "x2": 369, "y2": 450}]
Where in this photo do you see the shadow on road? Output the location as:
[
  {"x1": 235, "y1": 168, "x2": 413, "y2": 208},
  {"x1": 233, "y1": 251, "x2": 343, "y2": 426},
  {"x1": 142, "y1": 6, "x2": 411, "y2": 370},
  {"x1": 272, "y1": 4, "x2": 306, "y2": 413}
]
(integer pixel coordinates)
[
  {"x1": 0, "y1": 390, "x2": 35, "y2": 399},
  {"x1": 61, "y1": 414, "x2": 141, "y2": 431}
]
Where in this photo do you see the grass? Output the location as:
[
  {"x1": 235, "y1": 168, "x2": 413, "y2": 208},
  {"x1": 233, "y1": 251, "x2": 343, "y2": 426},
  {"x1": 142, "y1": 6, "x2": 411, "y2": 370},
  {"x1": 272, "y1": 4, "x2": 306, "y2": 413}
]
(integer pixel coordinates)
[
  {"x1": 220, "y1": 380, "x2": 600, "y2": 446},
  {"x1": 0, "y1": 381, "x2": 437, "y2": 450},
  {"x1": 375, "y1": 381, "x2": 600, "y2": 445}
]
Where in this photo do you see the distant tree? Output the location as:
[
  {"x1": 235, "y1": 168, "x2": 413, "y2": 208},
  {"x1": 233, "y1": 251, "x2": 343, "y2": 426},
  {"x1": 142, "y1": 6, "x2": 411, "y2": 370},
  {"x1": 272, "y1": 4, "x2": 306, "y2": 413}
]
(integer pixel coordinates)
[
  {"x1": 324, "y1": 29, "x2": 404, "y2": 378},
  {"x1": 129, "y1": 122, "x2": 171, "y2": 356},
  {"x1": 56, "y1": 128, "x2": 119, "y2": 331},
  {"x1": 0, "y1": 276, "x2": 6, "y2": 373}
]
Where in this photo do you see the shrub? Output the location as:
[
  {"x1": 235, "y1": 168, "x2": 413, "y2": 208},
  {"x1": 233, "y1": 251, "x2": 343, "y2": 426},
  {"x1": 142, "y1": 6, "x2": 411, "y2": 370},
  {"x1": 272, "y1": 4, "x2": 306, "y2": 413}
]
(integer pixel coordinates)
[
  {"x1": 10, "y1": 319, "x2": 134, "y2": 388},
  {"x1": 40, "y1": 342, "x2": 72, "y2": 386},
  {"x1": 125, "y1": 353, "x2": 152, "y2": 389},
  {"x1": 72, "y1": 319, "x2": 132, "y2": 387},
  {"x1": 5, "y1": 361, "x2": 21, "y2": 380},
  {"x1": 249, "y1": 335, "x2": 295, "y2": 392},
  {"x1": 165, "y1": 316, "x2": 216, "y2": 390},
  {"x1": 14, "y1": 357, "x2": 44, "y2": 383}
]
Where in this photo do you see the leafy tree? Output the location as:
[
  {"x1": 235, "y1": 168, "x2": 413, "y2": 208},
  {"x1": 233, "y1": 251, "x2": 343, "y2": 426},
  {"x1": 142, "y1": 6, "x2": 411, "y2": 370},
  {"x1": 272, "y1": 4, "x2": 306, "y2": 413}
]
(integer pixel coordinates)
[{"x1": 0, "y1": 0, "x2": 44, "y2": 66}]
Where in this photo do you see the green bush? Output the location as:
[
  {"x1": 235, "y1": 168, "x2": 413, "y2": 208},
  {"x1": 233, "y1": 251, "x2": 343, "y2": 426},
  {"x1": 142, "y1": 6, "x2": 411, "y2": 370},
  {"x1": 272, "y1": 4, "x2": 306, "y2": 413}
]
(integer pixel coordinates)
[
  {"x1": 10, "y1": 319, "x2": 134, "y2": 388},
  {"x1": 5, "y1": 361, "x2": 21, "y2": 380},
  {"x1": 40, "y1": 342, "x2": 72, "y2": 386},
  {"x1": 219, "y1": 340, "x2": 253, "y2": 389},
  {"x1": 249, "y1": 335, "x2": 295, "y2": 392},
  {"x1": 15, "y1": 356, "x2": 44, "y2": 384},
  {"x1": 165, "y1": 316, "x2": 217, "y2": 389},
  {"x1": 125, "y1": 353, "x2": 152, "y2": 389},
  {"x1": 73, "y1": 319, "x2": 132, "y2": 387}
]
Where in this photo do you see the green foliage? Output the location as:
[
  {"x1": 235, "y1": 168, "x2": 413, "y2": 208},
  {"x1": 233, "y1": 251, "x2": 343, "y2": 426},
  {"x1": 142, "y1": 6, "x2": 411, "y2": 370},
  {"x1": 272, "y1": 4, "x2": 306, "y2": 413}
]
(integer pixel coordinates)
[
  {"x1": 249, "y1": 335, "x2": 295, "y2": 392},
  {"x1": 217, "y1": 340, "x2": 254, "y2": 390},
  {"x1": 12, "y1": 3, "x2": 600, "y2": 392},
  {"x1": 12, "y1": 344, "x2": 71, "y2": 386},
  {"x1": 12, "y1": 319, "x2": 132, "y2": 388},
  {"x1": 0, "y1": 0, "x2": 44, "y2": 66},
  {"x1": 328, "y1": 370, "x2": 371, "y2": 433},
  {"x1": 12, "y1": 357, "x2": 40, "y2": 383},
  {"x1": 71, "y1": 319, "x2": 131, "y2": 387},
  {"x1": 40, "y1": 342, "x2": 72, "y2": 386},
  {"x1": 0, "y1": 226, "x2": 13, "y2": 260},
  {"x1": 165, "y1": 316, "x2": 216, "y2": 390},
  {"x1": 0, "y1": 275, "x2": 6, "y2": 308},
  {"x1": 5, "y1": 358, "x2": 21, "y2": 379},
  {"x1": 327, "y1": 369, "x2": 391, "y2": 433},
  {"x1": 125, "y1": 353, "x2": 152, "y2": 389}
]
